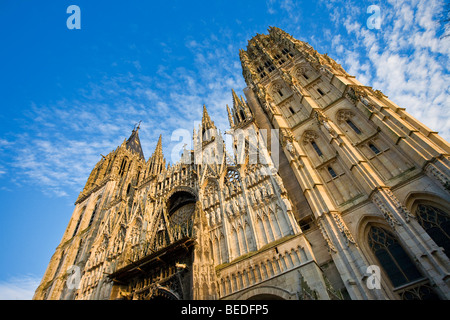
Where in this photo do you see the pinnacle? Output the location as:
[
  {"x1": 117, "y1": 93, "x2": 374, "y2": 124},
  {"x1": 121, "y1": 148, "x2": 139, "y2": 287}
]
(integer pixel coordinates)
[
  {"x1": 154, "y1": 134, "x2": 163, "y2": 156},
  {"x1": 231, "y1": 88, "x2": 241, "y2": 108},
  {"x1": 202, "y1": 104, "x2": 215, "y2": 130},
  {"x1": 226, "y1": 104, "x2": 234, "y2": 127}
]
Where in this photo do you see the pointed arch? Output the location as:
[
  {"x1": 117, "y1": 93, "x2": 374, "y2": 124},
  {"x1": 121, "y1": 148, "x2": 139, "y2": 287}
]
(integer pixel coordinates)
[
  {"x1": 231, "y1": 226, "x2": 240, "y2": 258},
  {"x1": 404, "y1": 192, "x2": 450, "y2": 258},
  {"x1": 367, "y1": 225, "x2": 423, "y2": 287},
  {"x1": 357, "y1": 215, "x2": 441, "y2": 299},
  {"x1": 267, "y1": 79, "x2": 292, "y2": 104},
  {"x1": 256, "y1": 214, "x2": 268, "y2": 246},
  {"x1": 237, "y1": 223, "x2": 247, "y2": 255}
]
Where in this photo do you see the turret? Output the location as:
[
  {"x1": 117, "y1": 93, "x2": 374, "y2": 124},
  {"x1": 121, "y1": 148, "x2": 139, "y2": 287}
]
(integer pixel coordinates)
[
  {"x1": 146, "y1": 134, "x2": 166, "y2": 178},
  {"x1": 228, "y1": 89, "x2": 253, "y2": 129}
]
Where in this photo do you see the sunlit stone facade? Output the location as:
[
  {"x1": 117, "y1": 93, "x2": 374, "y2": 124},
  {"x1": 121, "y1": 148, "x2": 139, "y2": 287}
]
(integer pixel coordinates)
[{"x1": 34, "y1": 27, "x2": 450, "y2": 300}]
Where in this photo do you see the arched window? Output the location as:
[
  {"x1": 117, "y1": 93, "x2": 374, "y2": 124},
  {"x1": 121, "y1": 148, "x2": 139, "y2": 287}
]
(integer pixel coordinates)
[
  {"x1": 72, "y1": 207, "x2": 86, "y2": 237},
  {"x1": 88, "y1": 204, "x2": 98, "y2": 227},
  {"x1": 368, "y1": 226, "x2": 422, "y2": 288},
  {"x1": 240, "y1": 109, "x2": 246, "y2": 121},
  {"x1": 281, "y1": 48, "x2": 294, "y2": 57},
  {"x1": 289, "y1": 106, "x2": 295, "y2": 115},
  {"x1": 118, "y1": 158, "x2": 128, "y2": 177},
  {"x1": 369, "y1": 143, "x2": 381, "y2": 154},
  {"x1": 346, "y1": 120, "x2": 362, "y2": 134},
  {"x1": 136, "y1": 167, "x2": 141, "y2": 183},
  {"x1": 264, "y1": 60, "x2": 275, "y2": 72},
  {"x1": 327, "y1": 167, "x2": 337, "y2": 178},
  {"x1": 415, "y1": 204, "x2": 450, "y2": 258},
  {"x1": 74, "y1": 239, "x2": 83, "y2": 263},
  {"x1": 311, "y1": 141, "x2": 323, "y2": 157},
  {"x1": 256, "y1": 66, "x2": 266, "y2": 78},
  {"x1": 54, "y1": 250, "x2": 66, "y2": 277},
  {"x1": 273, "y1": 54, "x2": 285, "y2": 65}
]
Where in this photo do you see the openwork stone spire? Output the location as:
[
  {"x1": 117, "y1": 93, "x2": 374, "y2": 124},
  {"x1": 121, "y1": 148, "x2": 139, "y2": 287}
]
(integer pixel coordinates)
[{"x1": 201, "y1": 104, "x2": 216, "y2": 132}]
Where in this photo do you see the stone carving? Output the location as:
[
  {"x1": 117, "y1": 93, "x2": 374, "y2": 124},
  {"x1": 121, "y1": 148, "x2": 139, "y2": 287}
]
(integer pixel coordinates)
[
  {"x1": 372, "y1": 193, "x2": 402, "y2": 229},
  {"x1": 331, "y1": 212, "x2": 356, "y2": 245},
  {"x1": 302, "y1": 130, "x2": 319, "y2": 145}
]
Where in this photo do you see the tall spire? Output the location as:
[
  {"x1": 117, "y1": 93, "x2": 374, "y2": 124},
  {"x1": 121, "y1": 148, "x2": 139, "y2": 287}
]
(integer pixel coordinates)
[
  {"x1": 231, "y1": 88, "x2": 241, "y2": 108},
  {"x1": 153, "y1": 134, "x2": 163, "y2": 157},
  {"x1": 125, "y1": 125, "x2": 145, "y2": 160},
  {"x1": 202, "y1": 104, "x2": 216, "y2": 132},
  {"x1": 148, "y1": 134, "x2": 165, "y2": 177}
]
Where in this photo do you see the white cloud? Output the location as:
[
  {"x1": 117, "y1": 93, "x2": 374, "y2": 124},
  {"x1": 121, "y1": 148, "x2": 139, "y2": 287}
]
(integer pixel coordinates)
[
  {"x1": 4, "y1": 29, "x2": 246, "y2": 197},
  {"x1": 0, "y1": 139, "x2": 12, "y2": 147},
  {"x1": 266, "y1": 0, "x2": 277, "y2": 14},
  {"x1": 324, "y1": 0, "x2": 450, "y2": 141},
  {"x1": 0, "y1": 275, "x2": 41, "y2": 300}
]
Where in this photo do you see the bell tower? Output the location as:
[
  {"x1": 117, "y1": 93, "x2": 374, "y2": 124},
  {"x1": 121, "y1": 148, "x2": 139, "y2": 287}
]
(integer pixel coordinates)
[{"x1": 238, "y1": 26, "x2": 450, "y2": 300}]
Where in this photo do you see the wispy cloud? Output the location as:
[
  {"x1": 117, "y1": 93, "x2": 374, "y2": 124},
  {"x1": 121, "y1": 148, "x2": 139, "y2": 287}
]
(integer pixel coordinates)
[
  {"x1": 6, "y1": 73, "x2": 167, "y2": 197},
  {"x1": 266, "y1": 0, "x2": 303, "y2": 30},
  {"x1": 0, "y1": 275, "x2": 41, "y2": 300},
  {"x1": 4, "y1": 30, "x2": 245, "y2": 197},
  {"x1": 320, "y1": 0, "x2": 450, "y2": 140},
  {"x1": 3, "y1": 1, "x2": 448, "y2": 198}
]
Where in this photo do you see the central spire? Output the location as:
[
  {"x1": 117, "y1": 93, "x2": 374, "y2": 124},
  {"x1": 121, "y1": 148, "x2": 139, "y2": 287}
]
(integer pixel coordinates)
[{"x1": 202, "y1": 104, "x2": 216, "y2": 133}]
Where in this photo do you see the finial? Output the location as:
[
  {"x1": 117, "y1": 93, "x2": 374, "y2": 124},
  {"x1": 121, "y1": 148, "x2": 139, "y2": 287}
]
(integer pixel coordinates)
[
  {"x1": 226, "y1": 104, "x2": 234, "y2": 127},
  {"x1": 132, "y1": 120, "x2": 142, "y2": 133}
]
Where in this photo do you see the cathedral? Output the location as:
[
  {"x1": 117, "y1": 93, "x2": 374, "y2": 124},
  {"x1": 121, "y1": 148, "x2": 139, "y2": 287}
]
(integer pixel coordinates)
[{"x1": 33, "y1": 27, "x2": 450, "y2": 300}]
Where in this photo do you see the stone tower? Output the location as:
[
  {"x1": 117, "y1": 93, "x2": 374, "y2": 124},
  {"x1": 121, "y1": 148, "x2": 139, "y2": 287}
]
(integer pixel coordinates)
[{"x1": 34, "y1": 27, "x2": 450, "y2": 300}]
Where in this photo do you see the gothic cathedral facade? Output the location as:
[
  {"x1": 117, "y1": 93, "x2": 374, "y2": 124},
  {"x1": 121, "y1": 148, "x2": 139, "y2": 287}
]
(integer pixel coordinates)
[{"x1": 34, "y1": 27, "x2": 450, "y2": 300}]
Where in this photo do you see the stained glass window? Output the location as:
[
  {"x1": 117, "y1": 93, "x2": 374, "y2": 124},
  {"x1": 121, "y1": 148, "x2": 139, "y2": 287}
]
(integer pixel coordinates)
[
  {"x1": 368, "y1": 226, "x2": 422, "y2": 287},
  {"x1": 416, "y1": 204, "x2": 450, "y2": 258}
]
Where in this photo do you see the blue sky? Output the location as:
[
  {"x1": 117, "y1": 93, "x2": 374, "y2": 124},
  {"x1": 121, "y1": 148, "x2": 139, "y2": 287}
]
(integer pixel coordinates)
[{"x1": 0, "y1": 0, "x2": 448, "y2": 299}]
